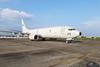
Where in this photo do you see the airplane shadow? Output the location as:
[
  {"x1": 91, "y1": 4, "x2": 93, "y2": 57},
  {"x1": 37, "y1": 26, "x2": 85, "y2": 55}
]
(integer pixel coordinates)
[{"x1": 36, "y1": 38, "x2": 83, "y2": 43}]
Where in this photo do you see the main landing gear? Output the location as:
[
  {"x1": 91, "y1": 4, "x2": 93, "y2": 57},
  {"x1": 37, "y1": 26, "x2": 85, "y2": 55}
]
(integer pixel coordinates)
[{"x1": 66, "y1": 40, "x2": 72, "y2": 44}]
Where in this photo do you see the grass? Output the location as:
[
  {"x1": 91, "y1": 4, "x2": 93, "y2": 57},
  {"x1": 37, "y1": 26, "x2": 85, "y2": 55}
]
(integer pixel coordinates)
[{"x1": 74, "y1": 36, "x2": 100, "y2": 41}]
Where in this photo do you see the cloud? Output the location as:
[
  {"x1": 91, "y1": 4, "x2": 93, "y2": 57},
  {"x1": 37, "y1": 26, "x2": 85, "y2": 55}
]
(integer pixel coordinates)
[
  {"x1": 82, "y1": 20, "x2": 100, "y2": 29},
  {"x1": 0, "y1": 8, "x2": 33, "y2": 21},
  {"x1": 0, "y1": 8, "x2": 33, "y2": 31},
  {"x1": 81, "y1": 20, "x2": 100, "y2": 36}
]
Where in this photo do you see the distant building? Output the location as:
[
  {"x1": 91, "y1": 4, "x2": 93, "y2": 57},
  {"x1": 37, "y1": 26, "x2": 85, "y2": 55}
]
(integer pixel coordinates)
[{"x1": 0, "y1": 31, "x2": 28, "y2": 37}]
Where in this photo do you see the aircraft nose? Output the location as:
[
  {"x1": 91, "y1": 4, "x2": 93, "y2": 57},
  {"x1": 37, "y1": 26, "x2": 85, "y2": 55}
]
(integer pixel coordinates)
[{"x1": 79, "y1": 32, "x2": 82, "y2": 36}]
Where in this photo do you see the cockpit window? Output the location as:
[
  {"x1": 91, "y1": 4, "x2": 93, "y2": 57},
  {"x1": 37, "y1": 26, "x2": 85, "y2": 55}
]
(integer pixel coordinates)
[{"x1": 68, "y1": 29, "x2": 76, "y2": 31}]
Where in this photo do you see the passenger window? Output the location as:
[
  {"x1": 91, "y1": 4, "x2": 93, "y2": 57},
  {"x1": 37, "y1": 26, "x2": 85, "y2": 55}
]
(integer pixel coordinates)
[{"x1": 68, "y1": 29, "x2": 76, "y2": 31}]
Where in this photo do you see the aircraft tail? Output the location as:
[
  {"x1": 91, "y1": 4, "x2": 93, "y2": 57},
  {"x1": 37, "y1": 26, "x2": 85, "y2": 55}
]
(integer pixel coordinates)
[{"x1": 21, "y1": 19, "x2": 29, "y2": 33}]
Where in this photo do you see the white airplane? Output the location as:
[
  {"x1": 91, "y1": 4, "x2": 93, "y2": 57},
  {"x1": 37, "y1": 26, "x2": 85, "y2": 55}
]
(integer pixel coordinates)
[{"x1": 21, "y1": 19, "x2": 81, "y2": 43}]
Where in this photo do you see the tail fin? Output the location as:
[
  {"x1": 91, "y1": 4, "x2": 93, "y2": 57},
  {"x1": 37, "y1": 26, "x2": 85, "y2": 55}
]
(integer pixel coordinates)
[{"x1": 21, "y1": 19, "x2": 29, "y2": 33}]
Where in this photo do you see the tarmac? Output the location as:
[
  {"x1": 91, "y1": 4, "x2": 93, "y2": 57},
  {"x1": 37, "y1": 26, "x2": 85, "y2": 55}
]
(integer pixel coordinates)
[{"x1": 0, "y1": 39, "x2": 100, "y2": 67}]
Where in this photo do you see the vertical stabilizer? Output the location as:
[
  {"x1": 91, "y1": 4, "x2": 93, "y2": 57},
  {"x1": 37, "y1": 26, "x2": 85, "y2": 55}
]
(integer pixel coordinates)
[{"x1": 21, "y1": 19, "x2": 29, "y2": 33}]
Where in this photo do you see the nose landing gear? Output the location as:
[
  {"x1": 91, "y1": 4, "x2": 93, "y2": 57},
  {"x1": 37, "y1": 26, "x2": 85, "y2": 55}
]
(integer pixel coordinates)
[{"x1": 66, "y1": 38, "x2": 73, "y2": 44}]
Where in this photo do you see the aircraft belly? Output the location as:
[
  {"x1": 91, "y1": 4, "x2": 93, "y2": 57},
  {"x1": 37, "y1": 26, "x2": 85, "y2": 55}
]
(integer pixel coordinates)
[{"x1": 41, "y1": 33, "x2": 67, "y2": 38}]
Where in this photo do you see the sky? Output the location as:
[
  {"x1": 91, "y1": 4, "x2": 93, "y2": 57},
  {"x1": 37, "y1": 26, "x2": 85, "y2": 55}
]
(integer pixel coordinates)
[{"x1": 0, "y1": 0, "x2": 100, "y2": 36}]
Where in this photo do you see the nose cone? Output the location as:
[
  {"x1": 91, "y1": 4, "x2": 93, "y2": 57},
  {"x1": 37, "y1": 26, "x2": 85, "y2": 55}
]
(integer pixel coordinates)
[{"x1": 79, "y1": 32, "x2": 82, "y2": 36}]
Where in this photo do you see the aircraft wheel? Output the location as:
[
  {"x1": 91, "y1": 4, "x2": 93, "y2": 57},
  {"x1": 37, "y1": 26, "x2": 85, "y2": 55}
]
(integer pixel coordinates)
[{"x1": 66, "y1": 40, "x2": 72, "y2": 43}]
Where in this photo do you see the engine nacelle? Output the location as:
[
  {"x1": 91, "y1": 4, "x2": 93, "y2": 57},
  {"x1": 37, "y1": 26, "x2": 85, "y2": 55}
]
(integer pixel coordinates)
[
  {"x1": 29, "y1": 34, "x2": 35, "y2": 40},
  {"x1": 29, "y1": 34, "x2": 42, "y2": 40}
]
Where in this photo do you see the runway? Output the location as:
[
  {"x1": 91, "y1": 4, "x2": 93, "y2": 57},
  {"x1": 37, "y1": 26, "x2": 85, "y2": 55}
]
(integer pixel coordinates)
[{"x1": 0, "y1": 39, "x2": 100, "y2": 67}]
